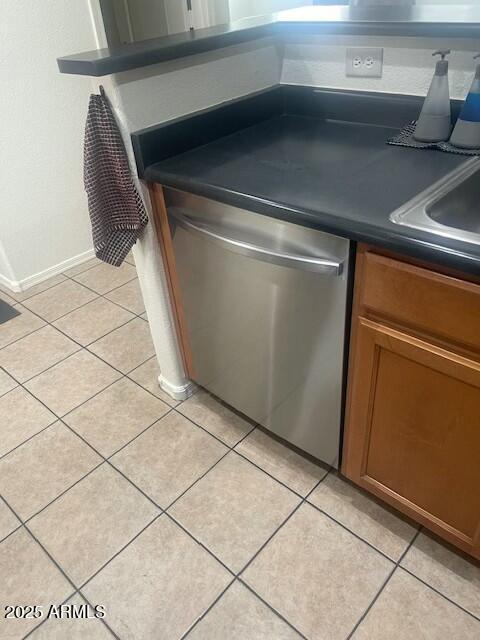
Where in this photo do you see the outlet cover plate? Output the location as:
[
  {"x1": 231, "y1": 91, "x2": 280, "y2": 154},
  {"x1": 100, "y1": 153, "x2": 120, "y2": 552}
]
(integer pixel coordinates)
[{"x1": 346, "y1": 47, "x2": 383, "y2": 78}]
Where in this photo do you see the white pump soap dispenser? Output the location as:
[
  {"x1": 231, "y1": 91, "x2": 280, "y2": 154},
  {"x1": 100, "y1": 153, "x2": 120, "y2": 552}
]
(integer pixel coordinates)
[{"x1": 414, "y1": 50, "x2": 452, "y2": 143}]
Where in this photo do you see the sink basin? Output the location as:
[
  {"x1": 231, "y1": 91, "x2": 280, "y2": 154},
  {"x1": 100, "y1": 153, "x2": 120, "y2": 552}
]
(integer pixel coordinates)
[{"x1": 390, "y1": 158, "x2": 480, "y2": 246}]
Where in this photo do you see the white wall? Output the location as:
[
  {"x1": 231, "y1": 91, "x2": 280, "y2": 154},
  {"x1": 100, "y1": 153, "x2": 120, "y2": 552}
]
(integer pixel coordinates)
[
  {"x1": 281, "y1": 35, "x2": 478, "y2": 98},
  {"x1": 0, "y1": 0, "x2": 98, "y2": 290},
  {"x1": 113, "y1": 39, "x2": 283, "y2": 131}
]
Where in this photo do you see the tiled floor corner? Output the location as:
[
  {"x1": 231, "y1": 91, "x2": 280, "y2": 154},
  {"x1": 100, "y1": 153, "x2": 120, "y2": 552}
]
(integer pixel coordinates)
[
  {"x1": 308, "y1": 472, "x2": 418, "y2": 560},
  {"x1": 64, "y1": 377, "x2": 170, "y2": 457},
  {"x1": 352, "y1": 568, "x2": 480, "y2": 640},
  {"x1": 0, "y1": 528, "x2": 74, "y2": 639},
  {"x1": 169, "y1": 452, "x2": 300, "y2": 572},
  {"x1": 0, "y1": 256, "x2": 479, "y2": 640},
  {"x1": 28, "y1": 464, "x2": 159, "y2": 585},
  {"x1": 111, "y1": 411, "x2": 228, "y2": 508},
  {"x1": 188, "y1": 581, "x2": 302, "y2": 639},
  {"x1": 82, "y1": 516, "x2": 232, "y2": 639},
  {"x1": 105, "y1": 277, "x2": 145, "y2": 314},
  {"x1": 177, "y1": 388, "x2": 255, "y2": 447}
]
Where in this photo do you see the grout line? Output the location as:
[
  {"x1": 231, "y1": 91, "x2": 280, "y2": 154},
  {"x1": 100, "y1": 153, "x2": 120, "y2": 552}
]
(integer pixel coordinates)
[
  {"x1": 63, "y1": 270, "x2": 139, "y2": 299},
  {"x1": 78, "y1": 513, "x2": 164, "y2": 592},
  {"x1": 164, "y1": 424, "x2": 255, "y2": 512},
  {"x1": 237, "y1": 469, "x2": 331, "y2": 580},
  {"x1": 306, "y1": 499, "x2": 406, "y2": 565},
  {"x1": 345, "y1": 528, "x2": 422, "y2": 640},
  {"x1": 78, "y1": 591, "x2": 122, "y2": 640},
  {"x1": 103, "y1": 458, "x2": 165, "y2": 512},
  {"x1": 180, "y1": 579, "x2": 237, "y2": 640},
  {"x1": 5, "y1": 276, "x2": 70, "y2": 305},
  {"x1": 3, "y1": 304, "x2": 156, "y2": 410},
  {"x1": 2, "y1": 485, "x2": 160, "y2": 640},
  {"x1": 239, "y1": 579, "x2": 310, "y2": 640},
  {"x1": 172, "y1": 406, "x2": 255, "y2": 457},
  {"x1": 399, "y1": 565, "x2": 480, "y2": 623},
  {"x1": 165, "y1": 511, "x2": 236, "y2": 577},
  {"x1": 0, "y1": 416, "x2": 59, "y2": 462},
  {"x1": 19, "y1": 346, "x2": 84, "y2": 385},
  {"x1": 22, "y1": 460, "x2": 106, "y2": 525},
  {"x1": 0, "y1": 495, "x2": 23, "y2": 544},
  {"x1": 232, "y1": 447, "x2": 311, "y2": 500},
  {"x1": 22, "y1": 588, "x2": 78, "y2": 639},
  {"x1": 0, "y1": 498, "x2": 79, "y2": 621}
]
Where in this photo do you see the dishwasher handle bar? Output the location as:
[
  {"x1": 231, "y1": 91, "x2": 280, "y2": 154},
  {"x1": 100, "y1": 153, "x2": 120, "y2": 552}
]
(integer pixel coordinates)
[{"x1": 169, "y1": 208, "x2": 344, "y2": 276}]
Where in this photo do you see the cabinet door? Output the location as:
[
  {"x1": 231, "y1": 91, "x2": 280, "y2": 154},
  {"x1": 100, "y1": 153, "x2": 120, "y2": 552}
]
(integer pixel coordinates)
[{"x1": 343, "y1": 316, "x2": 480, "y2": 559}]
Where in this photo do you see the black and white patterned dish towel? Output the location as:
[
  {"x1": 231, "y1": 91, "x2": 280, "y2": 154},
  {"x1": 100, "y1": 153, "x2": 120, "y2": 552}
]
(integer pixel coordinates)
[
  {"x1": 387, "y1": 121, "x2": 480, "y2": 157},
  {"x1": 84, "y1": 86, "x2": 148, "y2": 267}
]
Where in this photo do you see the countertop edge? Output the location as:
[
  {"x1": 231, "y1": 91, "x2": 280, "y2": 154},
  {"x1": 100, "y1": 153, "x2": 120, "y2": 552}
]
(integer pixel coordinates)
[{"x1": 145, "y1": 171, "x2": 480, "y2": 277}]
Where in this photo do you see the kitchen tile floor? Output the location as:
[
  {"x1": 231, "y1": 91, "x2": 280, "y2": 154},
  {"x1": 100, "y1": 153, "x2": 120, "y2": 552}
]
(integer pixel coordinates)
[{"x1": 1, "y1": 257, "x2": 479, "y2": 640}]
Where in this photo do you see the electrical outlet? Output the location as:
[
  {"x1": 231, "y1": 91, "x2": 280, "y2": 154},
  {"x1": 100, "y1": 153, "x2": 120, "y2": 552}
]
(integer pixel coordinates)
[{"x1": 346, "y1": 47, "x2": 383, "y2": 78}]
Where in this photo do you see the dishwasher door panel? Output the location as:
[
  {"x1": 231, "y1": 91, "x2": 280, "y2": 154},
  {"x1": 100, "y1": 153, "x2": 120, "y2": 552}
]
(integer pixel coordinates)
[{"x1": 165, "y1": 189, "x2": 349, "y2": 467}]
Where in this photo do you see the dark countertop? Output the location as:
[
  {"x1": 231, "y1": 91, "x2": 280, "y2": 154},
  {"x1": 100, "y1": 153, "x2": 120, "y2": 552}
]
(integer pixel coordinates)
[
  {"x1": 58, "y1": 5, "x2": 480, "y2": 77},
  {"x1": 144, "y1": 114, "x2": 480, "y2": 274}
]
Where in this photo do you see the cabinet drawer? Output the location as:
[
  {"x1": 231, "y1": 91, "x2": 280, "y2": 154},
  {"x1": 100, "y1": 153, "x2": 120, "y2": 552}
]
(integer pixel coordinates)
[{"x1": 360, "y1": 251, "x2": 480, "y2": 354}]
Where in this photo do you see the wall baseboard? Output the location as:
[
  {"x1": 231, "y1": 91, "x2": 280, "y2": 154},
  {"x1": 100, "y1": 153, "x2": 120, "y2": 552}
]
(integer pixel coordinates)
[
  {"x1": 0, "y1": 249, "x2": 96, "y2": 294},
  {"x1": 0, "y1": 272, "x2": 21, "y2": 293}
]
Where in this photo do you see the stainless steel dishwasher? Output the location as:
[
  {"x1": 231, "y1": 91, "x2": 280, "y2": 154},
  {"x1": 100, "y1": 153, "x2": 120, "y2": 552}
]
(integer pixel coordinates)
[{"x1": 164, "y1": 188, "x2": 350, "y2": 468}]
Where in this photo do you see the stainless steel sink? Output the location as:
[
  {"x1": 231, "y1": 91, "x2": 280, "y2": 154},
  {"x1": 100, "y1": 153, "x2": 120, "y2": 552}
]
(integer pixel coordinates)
[{"x1": 390, "y1": 158, "x2": 480, "y2": 246}]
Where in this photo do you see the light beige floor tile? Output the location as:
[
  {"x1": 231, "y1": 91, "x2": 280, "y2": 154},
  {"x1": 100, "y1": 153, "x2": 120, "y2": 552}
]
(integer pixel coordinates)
[
  {"x1": 62, "y1": 257, "x2": 101, "y2": 277},
  {"x1": 0, "y1": 305, "x2": 45, "y2": 349},
  {"x1": 72, "y1": 262, "x2": 137, "y2": 295},
  {"x1": 170, "y1": 453, "x2": 300, "y2": 572},
  {"x1": 30, "y1": 594, "x2": 112, "y2": 639},
  {"x1": 0, "y1": 325, "x2": 79, "y2": 382},
  {"x1": 178, "y1": 389, "x2": 254, "y2": 447},
  {"x1": 0, "y1": 368, "x2": 17, "y2": 397},
  {"x1": 236, "y1": 428, "x2": 328, "y2": 496},
  {"x1": 353, "y1": 569, "x2": 480, "y2": 639},
  {"x1": 0, "y1": 289, "x2": 17, "y2": 306},
  {"x1": 0, "y1": 499, "x2": 20, "y2": 541},
  {"x1": 401, "y1": 532, "x2": 480, "y2": 618},
  {"x1": 243, "y1": 503, "x2": 393, "y2": 640},
  {"x1": 83, "y1": 516, "x2": 231, "y2": 640},
  {"x1": 0, "y1": 387, "x2": 56, "y2": 457},
  {"x1": 88, "y1": 318, "x2": 155, "y2": 373},
  {"x1": 64, "y1": 378, "x2": 170, "y2": 457},
  {"x1": 0, "y1": 422, "x2": 101, "y2": 520},
  {"x1": 141, "y1": 311, "x2": 148, "y2": 321},
  {"x1": 53, "y1": 297, "x2": 134, "y2": 346},
  {"x1": 29, "y1": 464, "x2": 159, "y2": 585},
  {"x1": 128, "y1": 357, "x2": 179, "y2": 407},
  {"x1": 111, "y1": 411, "x2": 228, "y2": 507},
  {"x1": 4, "y1": 274, "x2": 67, "y2": 303},
  {"x1": 308, "y1": 473, "x2": 418, "y2": 561},
  {"x1": 22, "y1": 280, "x2": 97, "y2": 322},
  {"x1": 25, "y1": 350, "x2": 121, "y2": 416},
  {"x1": 105, "y1": 278, "x2": 145, "y2": 315},
  {"x1": 189, "y1": 581, "x2": 301, "y2": 640},
  {"x1": 0, "y1": 528, "x2": 73, "y2": 639}
]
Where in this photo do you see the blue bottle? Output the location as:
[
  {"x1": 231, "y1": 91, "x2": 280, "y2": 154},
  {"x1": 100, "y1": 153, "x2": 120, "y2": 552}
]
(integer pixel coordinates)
[{"x1": 450, "y1": 53, "x2": 480, "y2": 149}]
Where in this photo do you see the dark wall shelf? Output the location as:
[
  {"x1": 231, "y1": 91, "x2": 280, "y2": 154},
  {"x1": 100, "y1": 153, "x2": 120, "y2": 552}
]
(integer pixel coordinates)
[{"x1": 57, "y1": 5, "x2": 480, "y2": 78}]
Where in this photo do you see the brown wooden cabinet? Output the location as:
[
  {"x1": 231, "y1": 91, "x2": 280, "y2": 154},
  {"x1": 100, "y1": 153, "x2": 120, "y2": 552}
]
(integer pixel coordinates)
[{"x1": 342, "y1": 245, "x2": 480, "y2": 560}]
